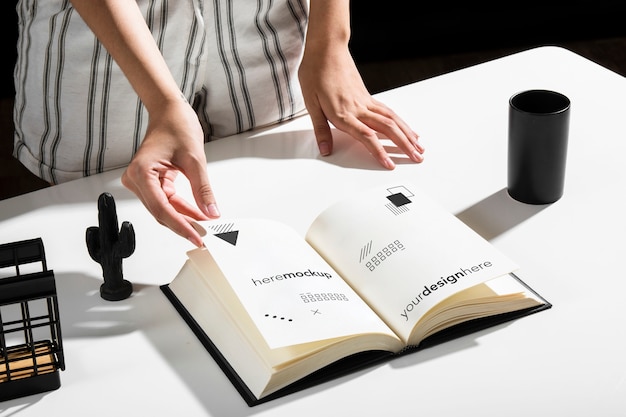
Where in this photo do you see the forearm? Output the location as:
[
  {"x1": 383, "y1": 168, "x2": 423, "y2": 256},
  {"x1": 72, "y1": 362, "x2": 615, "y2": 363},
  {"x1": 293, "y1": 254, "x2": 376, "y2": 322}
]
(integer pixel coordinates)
[{"x1": 69, "y1": 0, "x2": 183, "y2": 113}]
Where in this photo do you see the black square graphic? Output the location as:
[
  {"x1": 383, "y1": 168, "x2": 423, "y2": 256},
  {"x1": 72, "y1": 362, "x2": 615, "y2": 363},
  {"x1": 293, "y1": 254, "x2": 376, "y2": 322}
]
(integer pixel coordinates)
[{"x1": 386, "y1": 192, "x2": 411, "y2": 207}]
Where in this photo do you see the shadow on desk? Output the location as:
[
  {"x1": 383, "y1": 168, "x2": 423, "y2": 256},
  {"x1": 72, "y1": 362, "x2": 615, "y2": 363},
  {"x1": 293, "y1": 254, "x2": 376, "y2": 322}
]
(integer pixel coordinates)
[
  {"x1": 8, "y1": 269, "x2": 510, "y2": 416},
  {"x1": 29, "y1": 272, "x2": 371, "y2": 415},
  {"x1": 206, "y1": 122, "x2": 416, "y2": 171},
  {"x1": 455, "y1": 188, "x2": 548, "y2": 241}
]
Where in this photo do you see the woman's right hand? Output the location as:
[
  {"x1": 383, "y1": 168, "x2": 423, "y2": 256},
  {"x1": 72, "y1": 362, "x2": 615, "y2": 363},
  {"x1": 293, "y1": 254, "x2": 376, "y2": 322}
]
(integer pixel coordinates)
[{"x1": 122, "y1": 98, "x2": 220, "y2": 247}]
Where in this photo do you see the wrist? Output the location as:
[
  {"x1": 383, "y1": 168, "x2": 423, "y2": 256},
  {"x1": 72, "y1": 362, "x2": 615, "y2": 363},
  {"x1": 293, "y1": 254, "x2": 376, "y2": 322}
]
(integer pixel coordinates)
[{"x1": 144, "y1": 89, "x2": 189, "y2": 117}]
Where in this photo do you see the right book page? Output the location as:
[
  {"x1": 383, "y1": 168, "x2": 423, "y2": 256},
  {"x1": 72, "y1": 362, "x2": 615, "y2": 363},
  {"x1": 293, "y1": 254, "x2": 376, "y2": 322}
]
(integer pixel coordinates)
[{"x1": 305, "y1": 182, "x2": 526, "y2": 345}]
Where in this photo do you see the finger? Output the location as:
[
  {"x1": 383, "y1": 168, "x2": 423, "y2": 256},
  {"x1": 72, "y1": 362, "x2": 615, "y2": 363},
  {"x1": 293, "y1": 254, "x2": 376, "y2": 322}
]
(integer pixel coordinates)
[
  {"x1": 387, "y1": 111, "x2": 424, "y2": 153},
  {"x1": 167, "y1": 193, "x2": 210, "y2": 219},
  {"x1": 361, "y1": 103, "x2": 424, "y2": 163},
  {"x1": 334, "y1": 114, "x2": 396, "y2": 170},
  {"x1": 370, "y1": 99, "x2": 419, "y2": 142},
  {"x1": 147, "y1": 191, "x2": 206, "y2": 247},
  {"x1": 157, "y1": 175, "x2": 207, "y2": 220},
  {"x1": 123, "y1": 169, "x2": 205, "y2": 247},
  {"x1": 307, "y1": 103, "x2": 334, "y2": 156}
]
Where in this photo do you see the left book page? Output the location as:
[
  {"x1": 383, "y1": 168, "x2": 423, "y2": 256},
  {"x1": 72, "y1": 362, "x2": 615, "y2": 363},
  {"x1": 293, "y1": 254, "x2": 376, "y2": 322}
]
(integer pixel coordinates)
[
  {"x1": 166, "y1": 219, "x2": 404, "y2": 400},
  {"x1": 191, "y1": 219, "x2": 400, "y2": 349}
]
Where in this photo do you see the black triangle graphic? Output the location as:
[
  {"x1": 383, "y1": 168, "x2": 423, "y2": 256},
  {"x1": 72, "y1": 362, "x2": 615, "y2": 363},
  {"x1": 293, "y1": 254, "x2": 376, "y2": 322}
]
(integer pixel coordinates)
[{"x1": 215, "y1": 231, "x2": 239, "y2": 246}]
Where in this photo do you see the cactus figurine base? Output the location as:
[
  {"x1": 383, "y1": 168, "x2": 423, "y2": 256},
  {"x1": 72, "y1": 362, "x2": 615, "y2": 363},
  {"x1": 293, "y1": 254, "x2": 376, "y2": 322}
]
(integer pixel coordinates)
[
  {"x1": 100, "y1": 279, "x2": 133, "y2": 301},
  {"x1": 86, "y1": 192, "x2": 136, "y2": 301}
]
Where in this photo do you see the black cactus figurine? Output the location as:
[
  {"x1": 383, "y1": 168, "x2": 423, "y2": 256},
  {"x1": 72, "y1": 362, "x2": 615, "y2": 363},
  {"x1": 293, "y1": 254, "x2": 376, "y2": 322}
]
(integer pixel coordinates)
[{"x1": 86, "y1": 192, "x2": 135, "y2": 301}]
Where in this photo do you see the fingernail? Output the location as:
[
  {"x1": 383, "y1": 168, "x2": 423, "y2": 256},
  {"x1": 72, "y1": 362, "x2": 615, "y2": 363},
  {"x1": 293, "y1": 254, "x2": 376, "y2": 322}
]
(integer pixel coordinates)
[
  {"x1": 319, "y1": 141, "x2": 331, "y2": 156},
  {"x1": 205, "y1": 203, "x2": 220, "y2": 218},
  {"x1": 383, "y1": 157, "x2": 395, "y2": 170},
  {"x1": 411, "y1": 150, "x2": 424, "y2": 163}
]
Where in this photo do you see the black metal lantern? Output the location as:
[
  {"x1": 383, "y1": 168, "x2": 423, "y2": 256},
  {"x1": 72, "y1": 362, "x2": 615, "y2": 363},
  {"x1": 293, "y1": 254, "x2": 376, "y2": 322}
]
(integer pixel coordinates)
[{"x1": 0, "y1": 238, "x2": 65, "y2": 401}]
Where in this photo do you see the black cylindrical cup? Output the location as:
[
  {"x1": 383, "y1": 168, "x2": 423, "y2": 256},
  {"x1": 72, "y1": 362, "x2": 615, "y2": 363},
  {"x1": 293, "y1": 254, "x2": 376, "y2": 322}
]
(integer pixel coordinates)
[{"x1": 507, "y1": 89, "x2": 570, "y2": 204}]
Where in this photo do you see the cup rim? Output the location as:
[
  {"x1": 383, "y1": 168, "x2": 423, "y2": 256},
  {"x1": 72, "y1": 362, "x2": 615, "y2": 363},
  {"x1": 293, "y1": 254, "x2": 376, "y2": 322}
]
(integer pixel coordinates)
[{"x1": 510, "y1": 89, "x2": 570, "y2": 115}]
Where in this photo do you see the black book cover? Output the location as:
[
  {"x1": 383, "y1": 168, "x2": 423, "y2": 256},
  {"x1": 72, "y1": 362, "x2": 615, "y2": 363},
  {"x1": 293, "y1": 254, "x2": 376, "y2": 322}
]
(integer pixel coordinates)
[{"x1": 160, "y1": 273, "x2": 551, "y2": 406}]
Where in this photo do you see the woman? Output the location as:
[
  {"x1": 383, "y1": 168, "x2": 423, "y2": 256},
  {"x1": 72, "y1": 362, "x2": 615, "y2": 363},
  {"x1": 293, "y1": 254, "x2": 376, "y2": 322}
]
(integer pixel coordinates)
[{"x1": 14, "y1": 0, "x2": 424, "y2": 246}]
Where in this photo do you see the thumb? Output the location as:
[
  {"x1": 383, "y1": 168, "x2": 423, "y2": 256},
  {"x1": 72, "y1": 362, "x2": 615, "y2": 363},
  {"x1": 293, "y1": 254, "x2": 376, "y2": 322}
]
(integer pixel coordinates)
[{"x1": 308, "y1": 105, "x2": 334, "y2": 156}]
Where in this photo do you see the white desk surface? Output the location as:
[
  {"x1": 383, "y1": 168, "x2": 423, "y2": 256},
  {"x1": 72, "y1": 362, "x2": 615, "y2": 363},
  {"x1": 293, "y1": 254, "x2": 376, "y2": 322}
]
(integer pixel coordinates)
[{"x1": 1, "y1": 46, "x2": 625, "y2": 416}]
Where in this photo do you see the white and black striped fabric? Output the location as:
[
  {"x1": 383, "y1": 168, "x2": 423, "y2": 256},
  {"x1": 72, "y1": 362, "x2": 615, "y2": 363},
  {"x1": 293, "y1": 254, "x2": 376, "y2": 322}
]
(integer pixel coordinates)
[{"x1": 13, "y1": 0, "x2": 308, "y2": 183}]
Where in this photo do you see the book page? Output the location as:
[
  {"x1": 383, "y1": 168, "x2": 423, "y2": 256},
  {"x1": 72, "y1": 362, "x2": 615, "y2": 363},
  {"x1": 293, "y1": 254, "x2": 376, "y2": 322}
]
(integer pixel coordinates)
[
  {"x1": 305, "y1": 183, "x2": 519, "y2": 344},
  {"x1": 197, "y1": 219, "x2": 398, "y2": 349}
]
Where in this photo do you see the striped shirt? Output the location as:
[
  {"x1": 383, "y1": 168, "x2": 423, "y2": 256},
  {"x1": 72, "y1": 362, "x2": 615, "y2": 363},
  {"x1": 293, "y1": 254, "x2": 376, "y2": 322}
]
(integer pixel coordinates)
[{"x1": 13, "y1": 0, "x2": 308, "y2": 183}]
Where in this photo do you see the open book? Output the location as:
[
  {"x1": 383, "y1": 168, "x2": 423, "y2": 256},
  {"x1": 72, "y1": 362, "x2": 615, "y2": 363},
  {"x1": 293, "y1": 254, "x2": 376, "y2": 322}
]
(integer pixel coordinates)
[{"x1": 161, "y1": 183, "x2": 550, "y2": 405}]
